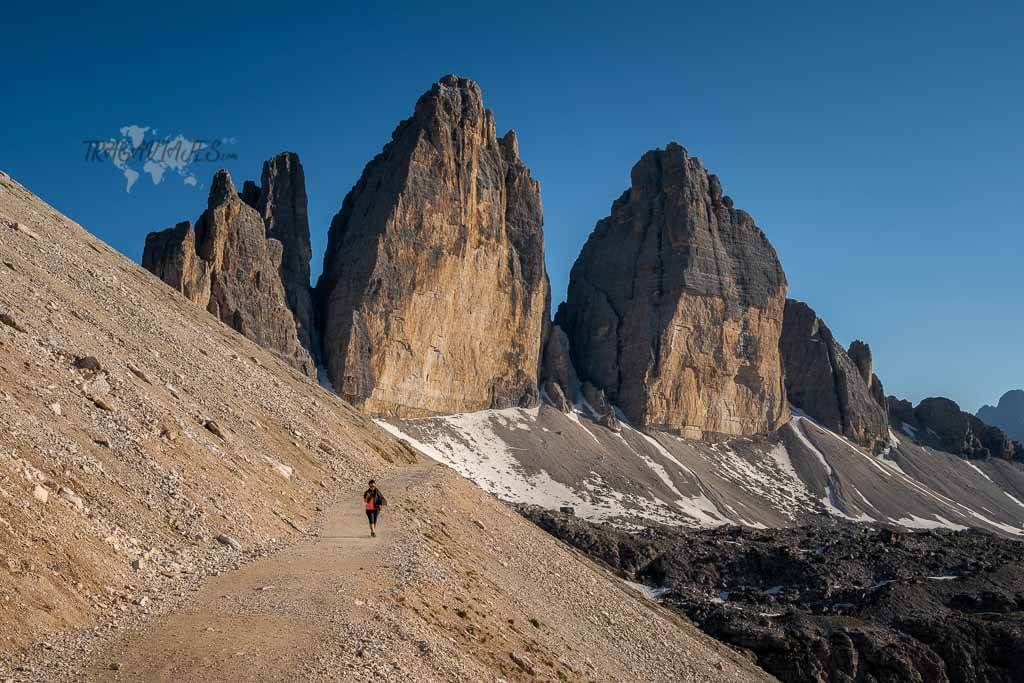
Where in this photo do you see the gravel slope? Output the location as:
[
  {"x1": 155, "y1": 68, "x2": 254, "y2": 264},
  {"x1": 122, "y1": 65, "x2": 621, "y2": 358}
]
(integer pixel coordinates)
[
  {"x1": 381, "y1": 407, "x2": 1024, "y2": 535},
  {"x1": 20, "y1": 465, "x2": 771, "y2": 682},
  {"x1": 0, "y1": 171, "x2": 770, "y2": 680}
]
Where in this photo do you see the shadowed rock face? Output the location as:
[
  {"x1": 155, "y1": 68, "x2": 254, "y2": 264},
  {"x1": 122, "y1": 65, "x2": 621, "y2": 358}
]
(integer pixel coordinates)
[
  {"x1": 540, "y1": 324, "x2": 579, "y2": 413},
  {"x1": 978, "y1": 390, "x2": 1024, "y2": 442},
  {"x1": 892, "y1": 395, "x2": 1023, "y2": 461},
  {"x1": 558, "y1": 143, "x2": 788, "y2": 438},
  {"x1": 141, "y1": 220, "x2": 211, "y2": 304},
  {"x1": 847, "y1": 339, "x2": 888, "y2": 412},
  {"x1": 780, "y1": 300, "x2": 889, "y2": 452},
  {"x1": 315, "y1": 75, "x2": 549, "y2": 417},
  {"x1": 143, "y1": 170, "x2": 315, "y2": 377},
  {"x1": 240, "y1": 152, "x2": 316, "y2": 357}
]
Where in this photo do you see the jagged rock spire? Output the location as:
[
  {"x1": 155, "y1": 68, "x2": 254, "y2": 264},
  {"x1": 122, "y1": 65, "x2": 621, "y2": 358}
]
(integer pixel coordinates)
[
  {"x1": 241, "y1": 152, "x2": 316, "y2": 357},
  {"x1": 780, "y1": 299, "x2": 889, "y2": 452},
  {"x1": 559, "y1": 143, "x2": 789, "y2": 438},
  {"x1": 142, "y1": 168, "x2": 315, "y2": 378},
  {"x1": 315, "y1": 75, "x2": 549, "y2": 416}
]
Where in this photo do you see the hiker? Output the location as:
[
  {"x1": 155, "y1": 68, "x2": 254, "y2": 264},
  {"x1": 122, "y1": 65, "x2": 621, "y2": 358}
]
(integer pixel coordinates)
[{"x1": 363, "y1": 479, "x2": 386, "y2": 537}]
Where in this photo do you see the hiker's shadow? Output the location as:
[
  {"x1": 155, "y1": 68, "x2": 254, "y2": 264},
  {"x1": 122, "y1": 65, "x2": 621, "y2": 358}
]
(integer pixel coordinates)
[{"x1": 320, "y1": 535, "x2": 377, "y2": 539}]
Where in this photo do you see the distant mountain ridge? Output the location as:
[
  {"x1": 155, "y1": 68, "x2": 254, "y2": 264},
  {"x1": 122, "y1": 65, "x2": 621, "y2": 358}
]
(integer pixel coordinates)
[{"x1": 978, "y1": 389, "x2": 1024, "y2": 442}]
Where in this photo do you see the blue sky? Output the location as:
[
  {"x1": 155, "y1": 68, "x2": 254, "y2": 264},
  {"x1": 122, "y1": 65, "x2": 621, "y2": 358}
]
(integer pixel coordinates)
[{"x1": 3, "y1": 1, "x2": 1022, "y2": 412}]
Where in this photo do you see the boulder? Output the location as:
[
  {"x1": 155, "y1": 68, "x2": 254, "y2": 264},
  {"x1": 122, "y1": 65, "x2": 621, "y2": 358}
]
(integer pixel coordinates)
[
  {"x1": 86, "y1": 377, "x2": 111, "y2": 398},
  {"x1": 204, "y1": 420, "x2": 227, "y2": 441},
  {"x1": 780, "y1": 300, "x2": 889, "y2": 452},
  {"x1": 581, "y1": 381, "x2": 620, "y2": 431},
  {"x1": 73, "y1": 356, "x2": 102, "y2": 373},
  {"x1": 0, "y1": 311, "x2": 25, "y2": 333},
  {"x1": 58, "y1": 486, "x2": 84, "y2": 511},
  {"x1": 315, "y1": 75, "x2": 548, "y2": 416},
  {"x1": 543, "y1": 378, "x2": 571, "y2": 413},
  {"x1": 92, "y1": 396, "x2": 115, "y2": 412},
  {"x1": 32, "y1": 485, "x2": 49, "y2": 504},
  {"x1": 559, "y1": 143, "x2": 788, "y2": 438},
  {"x1": 215, "y1": 534, "x2": 242, "y2": 551},
  {"x1": 142, "y1": 171, "x2": 315, "y2": 378}
]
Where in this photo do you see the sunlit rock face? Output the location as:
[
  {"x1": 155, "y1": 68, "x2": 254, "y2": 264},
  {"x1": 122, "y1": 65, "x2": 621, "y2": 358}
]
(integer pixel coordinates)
[
  {"x1": 559, "y1": 143, "x2": 788, "y2": 438},
  {"x1": 316, "y1": 75, "x2": 548, "y2": 417}
]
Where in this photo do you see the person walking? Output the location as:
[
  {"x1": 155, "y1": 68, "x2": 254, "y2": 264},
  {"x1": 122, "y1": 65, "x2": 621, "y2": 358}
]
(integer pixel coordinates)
[{"x1": 363, "y1": 479, "x2": 386, "y2": 537}]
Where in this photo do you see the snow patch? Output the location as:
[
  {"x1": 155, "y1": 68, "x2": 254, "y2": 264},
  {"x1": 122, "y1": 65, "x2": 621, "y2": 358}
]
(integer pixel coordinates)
[
  {"x1": 892, "y1": 514, "x2": 968, "y2": 531},
  {"x1": 789, "y1": 418, "x2": 873, "y2": 522},
  {"x1": 963, "y1": 461, "x2": 993, "y2": 482},
  {"x1": 624, "y1": 580, "x2": 671, "y2": 601},
  {"x1": 376, "y1": 412, "x2": 699, "y2": 526}
]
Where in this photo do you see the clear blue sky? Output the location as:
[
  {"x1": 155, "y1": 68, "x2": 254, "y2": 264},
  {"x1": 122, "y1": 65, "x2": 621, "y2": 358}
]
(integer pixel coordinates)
[{"x1": 3, "y1": 1, "x2": 1022, "y2": 412}]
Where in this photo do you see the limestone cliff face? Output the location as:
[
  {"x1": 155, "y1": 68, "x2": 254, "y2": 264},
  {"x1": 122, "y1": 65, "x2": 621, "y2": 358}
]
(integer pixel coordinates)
[
  {"x1": 143, "y1": 171, "x2": 315, "y2": 378},
  {"x1": 780, "y1": 300, "x2": 889, "y2": 452},
  {"x1": 315, "y1": 75, "x2": 549, "y2": 417},
  {"x1": 240, "y1": 152, "x2": 316, "y2": 356},
  {"x1": 558, "y1": 143, "x2": 788, "y2": 438},
  {"x1": 141, "y1": 220, "x2": 211, "y2": 304}
]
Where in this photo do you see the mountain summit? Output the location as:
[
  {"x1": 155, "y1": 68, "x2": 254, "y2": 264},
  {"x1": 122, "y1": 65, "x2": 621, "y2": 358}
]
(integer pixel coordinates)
[
  {"x1": 315, "y1": 75, "x2": 549, "y2": 417},
  {"x1": 142, "y1": 167, "x2": 315, "y2": 378},
  {"x1": 558, "y1": 143, "x2": 788, "y2": 438},
  {"x1": 978, "y1": 389, "x2": 1024, "y2": 442}
]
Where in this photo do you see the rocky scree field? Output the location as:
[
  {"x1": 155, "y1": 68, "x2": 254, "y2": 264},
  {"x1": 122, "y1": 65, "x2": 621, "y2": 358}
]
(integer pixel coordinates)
[
  {"x1": 0, "y1": 169, "x2": 417, "y2": 655},
  {"x1": 521, "y1": 506, "x2": 1024, "y2": 683}
]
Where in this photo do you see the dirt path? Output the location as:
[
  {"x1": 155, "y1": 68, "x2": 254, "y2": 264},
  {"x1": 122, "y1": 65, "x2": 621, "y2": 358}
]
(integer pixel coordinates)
[
  {"x1": 80, "y1": 465, "x2": 434, "y2": 681},
  {"x1": 44, "y1": 461, "x2": 772, "y2": 682}
]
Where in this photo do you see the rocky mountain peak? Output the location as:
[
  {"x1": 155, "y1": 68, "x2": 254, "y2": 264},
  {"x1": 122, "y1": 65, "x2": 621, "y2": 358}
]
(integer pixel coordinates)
[
  {"x1": 558, "y1": 143, "x2": 788, "y2": 438},
  {"x1": 847, "y1": 339, "x2": 888, "y2": 413},
  {"x1": 847, "y1": 340, "x2": 873, "y2": 386},
  {"x1": 143, "y1": 163, "x2": 315, "y2": 378},
  {"x1": 315, "y1": 75, "x2": 549, "y2": 417},
  {"x1": 207, "y1": 169, "x2": 238, "y2": 208},
  {"x1": 243, "y1": 152, "x2": 315, "y2": 355},
  {"x1": 978, "y1": 389, "x2": 1024, "y2": 442},
  {"x1": 409, "y1": 75, "x2": 488, "y2": 137},
  {"x1": 780, "y1": 299, "x2": 890, "y2": 452},
  {"x1": 500, "y1": 129, "x2": 520, "y2": 160}
]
